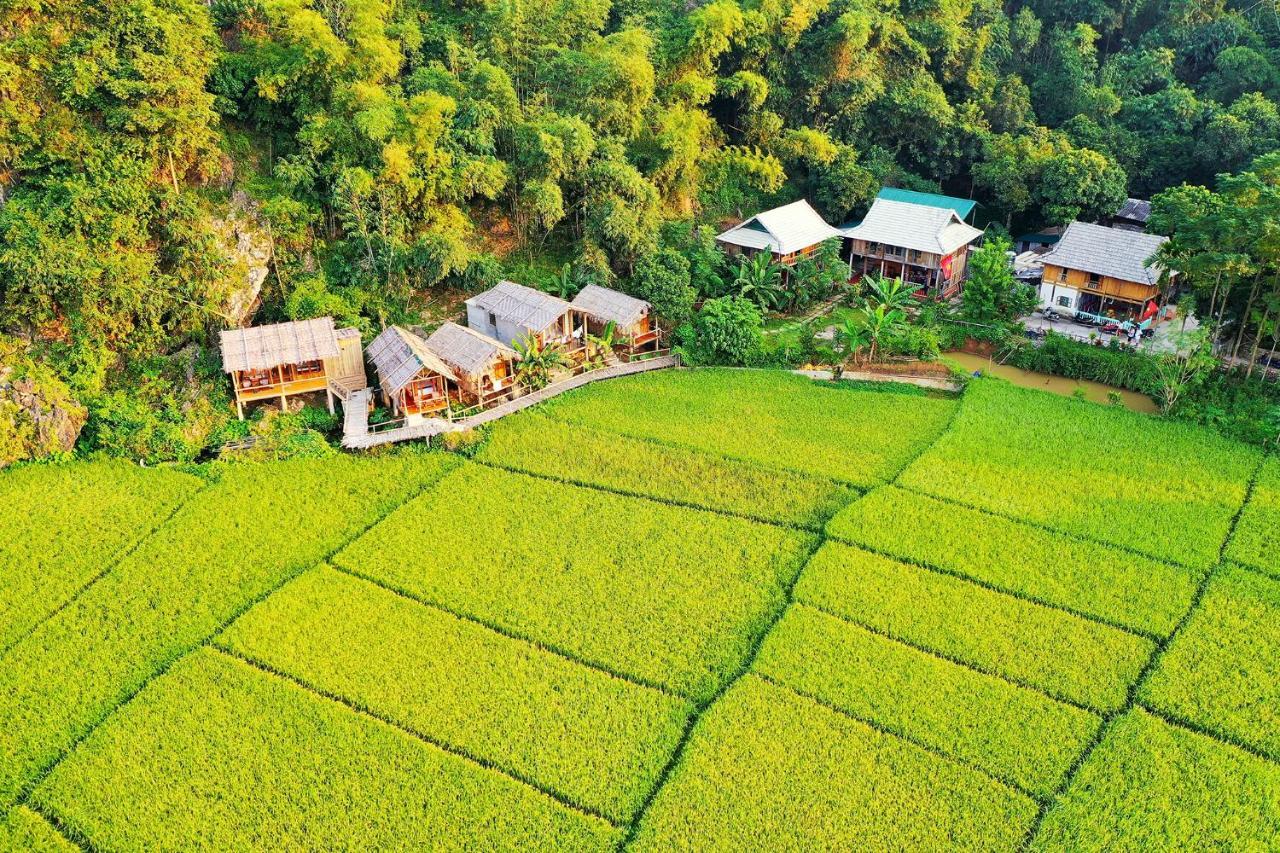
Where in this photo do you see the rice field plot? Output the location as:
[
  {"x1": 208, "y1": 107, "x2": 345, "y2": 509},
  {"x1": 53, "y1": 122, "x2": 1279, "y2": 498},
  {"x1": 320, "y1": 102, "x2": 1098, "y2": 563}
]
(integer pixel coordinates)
[
  {"x1": 629, "y1": 676, "x2": 1039, "y2": 850},
  {"x1": 1140, "y1": 566, "x2": 1280, "y2": 759},
  {"x1": 753, "y1": 605, "x2": 1100, "y2": 797},
  {"x1": 828, "y1": 486, "x2": 1199, "y2": 637},
  {"x1": 477, "y1": 412, "x2": 854, "y2": 528},
  {"x1": 0, "y1": 461, "x2": 202, "y2": 652},
  {"x1": 218, "y1": 566, "x2": 691, "y2": 824},
  {"x1": 31, "y1": 648, "x2": 619, "y2": 851},
  {"x1": 541, "y1": 368, "x2": 958, "y2": 486},
  {"x1": 336, "y1": 464, "x2": 814, "y2": 703},
  {"x1": 0, "y1": 453, "x2": 458, "y2": 809},
  {"x1": 1031, "y1": 709, "x2": 1280, "y2": 850},
  {"x1": 0, "y1": 806, "x2": 75, "y2": 853},
  {"x1": 794, "y1": 542, "x2": 1152, "y2": 711},
  {"x1": 897, "y1": 379, "x2": 1259, "y2": 568},
  {"x1": 1227, "y1": 455, "x2": 1280, "y2": 578}
]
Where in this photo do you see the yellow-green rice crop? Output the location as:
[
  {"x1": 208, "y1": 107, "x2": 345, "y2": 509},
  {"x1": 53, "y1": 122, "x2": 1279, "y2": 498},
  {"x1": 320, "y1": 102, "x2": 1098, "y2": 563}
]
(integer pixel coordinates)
[
  {"x1": 32, "y1": 648, "x2": 619, "y2": 851},
  {"x1": 1227, "y1": 456, "x2": 1280, "y2": 577},
  {"x1": 217, "y1": 566, "x2": 691, "y2": 823},
  {"x1": 794, "y1": 542, "x2": 1152, "y2": 711},
  {"x1": 630, "y1": 676, "x2": 1038, "y2": 851},
  {"x1": 753, "y1": 605, "x2": 1100, "y2": 797},
  {"x1": 897, "y1": 379, "x2": 1258, "y2": 568},
  {"x1": 1140, "y1": 566, "x2": 1280, "y2": 759},
  {"x1": 542, "y1": 368, "x2": 958, "y2": 485},
  {"x1": 0, "y1": 461, "x2": 202, "y2": 651},
  {"x1": 477, "y1": 412, "x2": 854, "y2": 527},
  {"x1": 0, "y1": 806, "x2": 75, "y2": 853},
  {"x1": 335, "y1": 464, "x2": 814, "y2": 703},
  {"x1": 0, "y1": 453, "x2": 458, "y2": 809},
  {"x1": 828, "y1": 487, "x2": 1200, "y2": 637},
  {"x1": 1031, "y1": 709, "x2": 1280, "y2": 850}
]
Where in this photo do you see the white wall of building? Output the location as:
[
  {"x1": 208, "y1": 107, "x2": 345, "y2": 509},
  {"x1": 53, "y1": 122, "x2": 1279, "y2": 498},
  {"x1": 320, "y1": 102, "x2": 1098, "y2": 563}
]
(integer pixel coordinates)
[{"x1": 1038, "y1": 281, "x2": 1080, "y2": 312}]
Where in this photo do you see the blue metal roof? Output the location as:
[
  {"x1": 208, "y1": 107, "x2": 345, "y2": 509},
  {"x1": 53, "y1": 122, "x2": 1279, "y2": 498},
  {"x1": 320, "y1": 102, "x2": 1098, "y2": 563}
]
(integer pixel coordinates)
[{"x1": 875, "y1": 187, "x2": 977, "y2": 220}]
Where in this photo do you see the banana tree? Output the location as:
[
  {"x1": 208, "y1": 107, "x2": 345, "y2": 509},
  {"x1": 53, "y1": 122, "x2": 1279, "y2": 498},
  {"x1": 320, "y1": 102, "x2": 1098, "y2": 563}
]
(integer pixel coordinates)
[
  {"x1": 513, "y1": 334, "x2": 569, "y2": 390},
  {"x1": 733, "y1": 252, "x2": 786, "y2": 311},
  {"x1": 586, "y1": 320, "x2": 618, "y2": 368}
]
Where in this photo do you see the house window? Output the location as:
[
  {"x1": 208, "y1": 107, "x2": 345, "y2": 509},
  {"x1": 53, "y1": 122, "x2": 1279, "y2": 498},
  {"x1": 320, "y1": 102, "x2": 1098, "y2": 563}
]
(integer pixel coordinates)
[
  {"x1": 1056, "y1": 295, "x2": 1071, "y2": 308},
  {"x1": 866, "y1": 242, "x2": 881, "y2": 255},
  {"x1": 1057, "y1": 268, "x2": 1069, "y2": 283},
  {"x1": 908, "y1": 249, "x2": 921, "y2": 263},
  {"x1": 1087, "y1": 272, "x2": 1102, "y2": 290},
  {"x1": 487, "y1": 311, "x2": 497, "y2": 328}
]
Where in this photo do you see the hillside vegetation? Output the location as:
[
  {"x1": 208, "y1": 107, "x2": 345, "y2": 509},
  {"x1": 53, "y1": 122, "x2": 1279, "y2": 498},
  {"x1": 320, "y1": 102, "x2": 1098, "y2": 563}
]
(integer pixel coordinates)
[{"x1": 0, "y1": 370, "x2": 1276, "y2": 849}]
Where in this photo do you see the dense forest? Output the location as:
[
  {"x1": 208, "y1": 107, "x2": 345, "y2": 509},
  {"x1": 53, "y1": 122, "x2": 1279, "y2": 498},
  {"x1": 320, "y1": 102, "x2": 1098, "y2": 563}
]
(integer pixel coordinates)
[{"x1": 2, "y1": 0, "x2": 1279, "y2": 462}]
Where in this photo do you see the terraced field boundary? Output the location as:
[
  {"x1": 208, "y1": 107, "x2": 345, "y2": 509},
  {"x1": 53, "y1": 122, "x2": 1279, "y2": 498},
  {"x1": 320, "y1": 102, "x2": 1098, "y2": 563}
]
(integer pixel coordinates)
[
  {"x1": 7, "y1": 464, "x2": 462, "y2": 850},
  {"x1": 1021, "y1": 453, "x2": 1271, "y2": 848}
]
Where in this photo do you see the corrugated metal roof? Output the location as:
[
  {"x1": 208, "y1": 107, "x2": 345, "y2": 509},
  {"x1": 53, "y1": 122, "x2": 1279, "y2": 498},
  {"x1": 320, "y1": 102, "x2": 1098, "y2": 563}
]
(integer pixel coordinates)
[
  {"x1": 570, "y1": 284, "x2": 650, "y2": 328},
  {"x1": 842, "y1": 198, "x2": 984, "y2": 255},
  {"x1": 425, "y1": 322, "x2": 516, "y2": 378},
  {"x1": 220, "y1": 317, "x2": 340, "y2": 373},
  {"x1": 367, "y1": 325, "x2": 458, "y2": 398},
  {"x1": 465, "y1": 280, "x2": 572, "y2": 334},
  {"x1": 1040, "y1": 221, "x2": 1168, "y2": 286},
  {"x1": 1115, "y1": 198, "x2": 1151, "y2": 224},
  {"x1": 876, "y1": 187, "x2": 977, "y2": 220},
  {"x1": 715, "y1": 199, "x2": 843, "y2": 255}
]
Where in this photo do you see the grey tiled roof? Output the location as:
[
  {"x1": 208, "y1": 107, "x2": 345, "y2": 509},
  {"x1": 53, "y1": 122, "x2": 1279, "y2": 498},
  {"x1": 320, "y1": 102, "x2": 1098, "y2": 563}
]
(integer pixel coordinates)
[
  {"x1": 466, "y1": 280, "x2": 572, "y2": 334},
  {"x1": 715, "y1": 200, "x2": 843, "y2": 255},
  {"x1": 425, "y1": 322, "x2": 516, "y2": 378},
  {"x1": 1041, "y1": 221, "x2": 1168, "y2": 285},
  {"x1": 571, "y1": 285, "x2": 650, "y2": 328},
  {"x1": 220, "y1": 317, "x2": 340, "y2": 373},
  {"x1": 842, "y1": 198, "x2": 984, "y2": 255},
  {"x1": 1115, "y1": 198, "x2": 1151, "y2": 223},
  {"x1": 367, "y1": 325, "x2": 458, "y2": 398}
]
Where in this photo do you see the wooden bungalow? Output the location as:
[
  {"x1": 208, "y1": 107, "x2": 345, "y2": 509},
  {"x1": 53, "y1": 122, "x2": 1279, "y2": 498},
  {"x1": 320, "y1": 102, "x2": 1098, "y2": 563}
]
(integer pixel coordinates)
[
  {"x1": 714, "y1": 199, "x2": 843, "y2": 274},
  {"x1": 842, "y1": 197, "x2": 984, "y2": 298},
  {"x1": 367, "y1": 325, "x2": 460, "y2": 418},
  {"x1": 424, "y1": 322, "x2": 519, "y2": 408},
  {"x1": 1037, "y1": 221, "x2": 1172, "y2": 321},
  {"x1": 220, "y1": 317, "x2": 365, "y2": 420},
  {"x1": 466, "y1": 280, "x2": 585, "y2": 359},
  {"x1": 570, "y1": 284, "x2": 660, "y2": 356}
]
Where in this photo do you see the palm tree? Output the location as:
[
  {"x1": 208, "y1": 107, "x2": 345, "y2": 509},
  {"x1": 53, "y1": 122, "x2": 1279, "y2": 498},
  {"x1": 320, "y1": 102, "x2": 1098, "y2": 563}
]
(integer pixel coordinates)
[
  {"x1": 829, "y1": 311, "x2": 871, "y2": 377},
  {"x1": 865, "y1": 276, "x2": 920, "y2": 312},
  {"x1": 586, "y1": 320, "x2": 618, "y2": 368},
  {"x1": 858, "y1": 304, "x2": 907, "y2": 364},
  {"x1": 513, "y1": 334, "x2": 569, "y2": 390},
  {"x1": 733, "y1": 252, "x2": 786, "y2": 310}
]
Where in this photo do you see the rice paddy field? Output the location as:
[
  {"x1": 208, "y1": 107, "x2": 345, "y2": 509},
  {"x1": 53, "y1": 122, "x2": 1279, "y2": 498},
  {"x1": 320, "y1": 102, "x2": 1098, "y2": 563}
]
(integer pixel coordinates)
[{"x1": 1, "y1": 368, "x2": 1276, "y2": 851}]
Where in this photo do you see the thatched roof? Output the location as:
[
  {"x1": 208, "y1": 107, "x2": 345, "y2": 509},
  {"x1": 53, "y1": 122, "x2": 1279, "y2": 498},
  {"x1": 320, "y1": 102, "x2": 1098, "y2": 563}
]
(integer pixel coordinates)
[
  {"x1": 425, "y1": 322, "x2": 516, "y2": 378},
  {"x1": 367, "y1": 326, "x2": 458, "y2": 398},
  {"x1": 220, "y1": 317, "x2": 340, "y2": 373},
  {"x1": 466, "y1": 280, "x2": 571, "y2": 334},
  {"x1": 571, "y1": 285, "x2": 650, "y2": 328}
]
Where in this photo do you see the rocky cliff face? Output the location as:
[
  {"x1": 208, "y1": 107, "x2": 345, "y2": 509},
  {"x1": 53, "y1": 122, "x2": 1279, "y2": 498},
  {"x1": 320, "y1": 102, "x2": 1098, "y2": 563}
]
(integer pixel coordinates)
[
  {"x1": 215, "y1": 191, "x2": 274, "y2": 327},
  {"x1": 0, "y1": 341, "x2": 87, "y2": 467}
]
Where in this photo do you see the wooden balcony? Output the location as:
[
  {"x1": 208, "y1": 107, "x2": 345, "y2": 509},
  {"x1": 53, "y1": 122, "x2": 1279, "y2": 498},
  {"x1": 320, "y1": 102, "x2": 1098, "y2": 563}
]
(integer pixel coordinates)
[{"x1": 235, "y1": 374, "x2": 329, "y2": 402}]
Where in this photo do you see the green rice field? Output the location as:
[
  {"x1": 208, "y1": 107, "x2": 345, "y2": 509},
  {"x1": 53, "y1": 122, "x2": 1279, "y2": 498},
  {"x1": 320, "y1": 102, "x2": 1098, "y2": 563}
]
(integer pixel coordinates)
[{"x1": 1, "y1": 369, "x2": 1276, "y2": 850}]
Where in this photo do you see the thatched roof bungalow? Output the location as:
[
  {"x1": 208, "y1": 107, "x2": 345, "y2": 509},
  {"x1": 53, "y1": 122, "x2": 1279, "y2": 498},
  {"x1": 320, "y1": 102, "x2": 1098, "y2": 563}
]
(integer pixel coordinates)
[
  {"x1": 219, "y1": 317, "x2": 364, "y2": 419},
  {"x1": 367, "y1": 326, "x2": 459, "y2": 417},
  {"x1": 466, "y1": 280, "x2": 584, "y2": 356},
  {"x1": 425, "y1": 322, "x2": 519, "y2": 407},
  {"x1": 570, "y1": 285, "x2": 660, "y2": 355}
]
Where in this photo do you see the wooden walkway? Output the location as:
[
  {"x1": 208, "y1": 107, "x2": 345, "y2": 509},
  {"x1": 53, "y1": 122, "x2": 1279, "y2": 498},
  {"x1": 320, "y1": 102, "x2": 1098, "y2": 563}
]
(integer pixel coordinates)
[{"x1": 342, "y1": 355, "x2": 679, "y2": 449}]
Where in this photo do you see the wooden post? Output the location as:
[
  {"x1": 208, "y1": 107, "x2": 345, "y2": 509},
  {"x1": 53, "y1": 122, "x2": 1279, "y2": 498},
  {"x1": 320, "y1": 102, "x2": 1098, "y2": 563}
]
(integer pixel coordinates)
[
  {"x1": 326, "y1": 387, "x2": 334, "y2": 415},
  {"x1": 277, "y1": 365, "x2": 287, "y2": 411}
]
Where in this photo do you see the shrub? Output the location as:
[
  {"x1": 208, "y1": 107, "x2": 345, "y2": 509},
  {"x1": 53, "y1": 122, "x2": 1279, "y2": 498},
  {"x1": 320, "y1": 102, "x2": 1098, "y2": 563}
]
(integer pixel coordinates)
[
  {"x1": 754, "y1": 605, "x2": 1099, "y2": 797},
  {"x1": 684, "y1": 296, "x2": 763, "y2": 366},
  {"x1": 1031, "y1": 710, "x2": 1280, "y2": 849},
  {"x1": 1001, "y1": 333, "x2": 1160, "y2": 394},
  {"x1": 630, "y1": 677, "x2": 1037, "y2": 850},
  {"x1": 334, "y1": 464, "x2": 815, "y2": 703},
  {"x1": 219, "y1": 566, "x2": 691, "y2": 823},
  {"x1": 625, "y1": 248, "x2": 696, "y2": 329},
  {"x1": 828, "y1": 487, "x2": 1201, "y2": 637},
  {"x1": 33, "y1": 649, "x2": 619, "y2": 850},
  {"x1": 0, "y1": 337, "x2": 85, "y2": 467},
  {"x1": 438, "y1": 427, "x2": 487, "y2": 456},
  {"x1": 794, "y1": 542, "x2": 1152, "y2": 712}
]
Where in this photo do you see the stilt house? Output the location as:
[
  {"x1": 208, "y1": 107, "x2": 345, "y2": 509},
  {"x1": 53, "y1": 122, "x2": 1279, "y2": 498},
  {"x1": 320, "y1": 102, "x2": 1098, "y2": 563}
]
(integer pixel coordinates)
[
  {"x1": 570, "y1": 285, "x2": 660, "y2": 356},
  {"x1": 466, "y1": 280, "x2": 584, "y2": 357},
  {"x1": 424, "y1": 322, "x2": 519, "y2": 407},
  {"x1": 714, "y1": 200, "x2": 844, "y2": 273},
  {"x1": 220, "y1": 317, "x2": 365, "y2": 420},
  {"x1": 842, "y1": 197, "x2": 984, "y2": 297},
  {"x1": 367, "y1": 326, "x2": 459, "y2": 417}
]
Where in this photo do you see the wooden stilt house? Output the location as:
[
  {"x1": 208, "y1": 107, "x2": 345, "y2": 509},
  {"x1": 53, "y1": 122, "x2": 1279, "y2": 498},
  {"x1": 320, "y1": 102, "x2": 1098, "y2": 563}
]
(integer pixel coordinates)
[
  {"x1": 367, "y1": 326, "x2": 459, "y2": 418},
  {"x1": 465, "y1": 280, "x2": 585, "y2": 360},
  {"x1": 570, "y1": 285, "x2": 660, "y2": 357},
  {"x1": 424, "y1": 322, "x2": 519, "y2": 408},
  {"x1": 220, "y1": 317, "x2": 365, "y2": 420}
]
